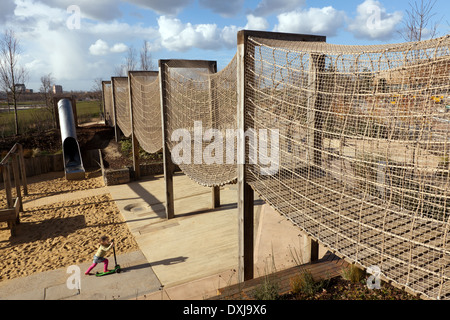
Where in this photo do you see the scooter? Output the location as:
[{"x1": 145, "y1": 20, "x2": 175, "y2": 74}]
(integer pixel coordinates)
[{"x1": 96, "y1": 241, "x2": 121, "y2": 277}]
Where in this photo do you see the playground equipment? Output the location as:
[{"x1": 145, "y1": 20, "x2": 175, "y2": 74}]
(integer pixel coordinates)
[
  {"x1": 0, "y1": 143, "x2": 27, "y2": 236},
  {"x1": 57, "y1": 98, "x2": 85, "y2": 180}
]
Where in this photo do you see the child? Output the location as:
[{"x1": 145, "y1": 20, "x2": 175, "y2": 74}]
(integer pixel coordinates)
[{"x1": 85, "y1": 235, "x2": 114, "y2": 275}]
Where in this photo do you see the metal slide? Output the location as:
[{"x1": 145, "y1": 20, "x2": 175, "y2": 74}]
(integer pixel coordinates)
[{"x1": 57, "y1": 99, "x2": 85, "y2": 180}]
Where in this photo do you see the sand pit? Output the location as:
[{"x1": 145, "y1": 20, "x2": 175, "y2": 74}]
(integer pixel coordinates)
[{"x1": 0, "y1": 171, "x2": 139, "y2": 282}]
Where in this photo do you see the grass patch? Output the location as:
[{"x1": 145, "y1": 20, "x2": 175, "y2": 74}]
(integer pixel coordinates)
[{"x1": 0, "y1": 100, "x2": 102, "y2": 137}]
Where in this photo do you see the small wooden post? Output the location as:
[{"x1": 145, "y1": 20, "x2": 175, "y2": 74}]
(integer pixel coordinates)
[
  {"x1": 2, "y1": 164, "x2": 13, "y2": 209},
  {"x1": 159, "y1": 61, "x2": 175, "y2": 220},
  {"x1": 212, "y1": 186, "x2": 220, "y2": 209},
  {"x1": 128, "y1": 71, "x2": 141, "y2": 180},
  {"x1": 11, "y1": 154, "x2": 22, "y2": 213},
  {"x1": 71, "y1": 96, "x2": 78, "y2": 127},
  {"x1": 208, "y1": 61, "x2": 221, "y2": 209},
  {"x1": 17, "y1": 144, "x2": 28, "y2": 195}
]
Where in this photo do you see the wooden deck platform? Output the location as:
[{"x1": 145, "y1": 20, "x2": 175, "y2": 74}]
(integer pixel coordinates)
[{"x1": 209, "y1": 251, "x2": 348, "y2": 300}]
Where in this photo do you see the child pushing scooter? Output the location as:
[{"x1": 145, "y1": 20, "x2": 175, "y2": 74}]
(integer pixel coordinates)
[{"x1": 85, "y1": 235, "x2": 121, "y2": 276}]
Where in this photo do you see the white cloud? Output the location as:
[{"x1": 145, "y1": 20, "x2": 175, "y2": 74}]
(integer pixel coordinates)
[
  {"x1": 274, "y1": 6, "x2": 346, "y2": 37},
  {"x1": 89, "y1": 39, "x2": 109, "y2": 55},
  {"x1": 244, "y1": 14, "x2": 269, "y2": 31},
  {"x1": 199, "y1": 0, "x2": 244, "y2": 17},
  {"x1": 110, "y1": 43, "x2": 128, "y2": 53},
  {"x1": 348, "y1": 0, "x2": 403, "y2": 40},
  {"x1": 89, "y1": 39, "x2": 129, "y2": 55},
  {"x1": 253, "y1": 0, "x2": 305, "y2": 16},
  {"x1": 36, "y1": 0, "x2": 123, "y2": 21},
  {"x1": 158, "y1": 16, "x2": 241, "y2": 52},
  {"x1": 128, "y1": 0, "x2": 193, "y2": 15},
  {"x1": 0, "y1": 0, "x2": 16, "y2": 21}
]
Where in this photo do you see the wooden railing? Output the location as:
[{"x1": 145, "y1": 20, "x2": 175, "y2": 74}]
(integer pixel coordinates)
[{"x1": 0, "y1": 143, "x2": 28, "y2": 236}]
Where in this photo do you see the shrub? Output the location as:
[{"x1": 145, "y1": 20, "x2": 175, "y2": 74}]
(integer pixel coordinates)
[
  {"x1": 341, "y1": 264, "x2": 365, "y2": 284},
  {"x1": 253, "y1": 276, "x2": 280, "y2": 300}
]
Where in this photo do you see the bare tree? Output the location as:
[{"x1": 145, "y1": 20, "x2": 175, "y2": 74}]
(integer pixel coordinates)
[
  {"x1": 91, "y1": 77, "x2": 104, "y2": 118},
  {"x1": 140, "y1": 40, "x2": 154, "y2": 71},
  {"x1": 114, "y1": 46, "x2": 138, "y2": 76},
  {"x1": 113, "y1": 64, "x2": 125, "y2": 77},
  {"x1": 125, "y1": 46, "x2": 137, "y2": 73},
  {"x1": 40, "y1": 73, "x2": 56, "y2": 128},
  {"x1": 0, "y1": 29, "x2": 28, "y2": 135},
  {"x1": 399, "y1": 0, "x2": 441, "y2": 41}
]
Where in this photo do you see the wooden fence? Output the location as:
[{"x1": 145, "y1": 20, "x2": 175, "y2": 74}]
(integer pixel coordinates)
[{"x1": 0, "y1": 143, "x2": 28, "y2": 236}]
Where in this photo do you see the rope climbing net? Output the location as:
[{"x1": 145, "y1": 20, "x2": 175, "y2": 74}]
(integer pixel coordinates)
[{"x1": 244, "y1": 35, "x2": 450, "y2": 299}]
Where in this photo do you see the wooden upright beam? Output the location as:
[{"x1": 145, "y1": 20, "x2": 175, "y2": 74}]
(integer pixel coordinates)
[
  {"x1": 236, "y1": 30, "x2": 326, "y2": 282},
  {"x1": 128, "y1": 71, "x2": 141, "y2": 180},
  {"x1": 111, "y1": 77, "x2": 122, "y2": 143},
  {"x1": 11, "y1": 154, "x2": 22, "y2": 213},
  {"x1": 17, "y1": 144, "x2": 28, "y2": 195},
  {"x1": 237, "y1": 31, "x2": 254, "y2": 282},
  {"x1": 159, "y1": 61, "x2": 175, "y2": 220}
]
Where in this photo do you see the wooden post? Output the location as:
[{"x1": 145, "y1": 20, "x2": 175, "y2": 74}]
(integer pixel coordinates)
[
  {"x1": 159, "y1": 61, "x2": 175, "y2": 220},
  {"x1": 11, "y1": 154, "x2": 22, "y2": 213},
  {"x1": 236, "y1": 31, "x2": 327, "y2": 282},
  {"x1": 17, "y1": 144, "x2": 28, "y2": 195},
  {"x1": 237, "y1": 31, "x2": 255, "y2": 282},
  {"x1": 306, "y1": 53, "x2": 326, "y2": 262},
  {"x1": 306, "y1": 53, "x2": 326, "y2": 170},
  {"x1": 71, "y1": 96, "x2": 78, "y2": 127},
  {"x1": 111, "y1": 77, "x2": 121, "y2": 143},
  {"x1": 2, "y1": 164, "x2": 13, "y2": 208},
  {"x1": 212, "y1": 186, "x2": 220, "y2": 209},
  {"x1": 208, "y1": 61, "x2": 221, "y2": 209},
  {"x1": 128, "y1": 71, "x2": 141, "y2": 180},
  {"x1": 101, "y1": 80, "x2": 110, "y2": 124}
]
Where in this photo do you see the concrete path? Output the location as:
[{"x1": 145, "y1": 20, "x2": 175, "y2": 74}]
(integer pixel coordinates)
[
  {"x1": 0, "y1": 171, "x2": 324, "y2": 300},
  {"x1": 0, "y1": 250, "x2": 162, "y2": 300},
  {"x1": 107, "y1": 173, "x2": 322, "y2": 299}
]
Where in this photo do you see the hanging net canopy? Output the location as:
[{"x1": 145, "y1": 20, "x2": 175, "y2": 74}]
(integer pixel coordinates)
[
  {"x1": 161, "y1": 57, "x2": 238, "y2": 186},
  {"x1": 245, "y1": 34, "x2": 450, "y2": 299},
  {"x1": 112, "y1": 77, "x2": 132, "y2": 138},
  {"x1": 129, "y1": 71, "x2": 162, "y2": 154},
  {"x1": 102, "y1": 81, "x2": 114, "y2": 127}
]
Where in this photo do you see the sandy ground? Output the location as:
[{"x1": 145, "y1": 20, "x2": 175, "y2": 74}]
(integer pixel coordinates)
[{"x1": 0, "y1": 171, "x2": 139, "y2": 281}]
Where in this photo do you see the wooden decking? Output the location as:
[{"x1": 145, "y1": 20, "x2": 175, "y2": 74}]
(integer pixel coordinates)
[{"x1": 210, "y1": 252, "x2": 348, "y2": 300}]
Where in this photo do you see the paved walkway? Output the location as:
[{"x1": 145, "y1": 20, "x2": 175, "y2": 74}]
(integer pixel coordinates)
[
  {"x1": 0, "y1": 250, "x2": 161, "y2": 300},
  {"x1": 0, "y1": 172, "x2": 326, "y2": 300},
  {"x1": 107, "y1": 173, "x2": 326, "y2": 299}
]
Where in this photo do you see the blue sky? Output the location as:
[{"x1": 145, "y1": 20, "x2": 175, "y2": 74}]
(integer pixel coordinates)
[{"x1": 0, "y1": 0, "x2": 448, "y2": 91}]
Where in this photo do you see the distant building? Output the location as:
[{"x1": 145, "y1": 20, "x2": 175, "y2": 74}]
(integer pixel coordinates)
[
  {"x1": 14, "y1": 84, "x2": 26, "y2": 92},
  {"x1": 25, "y1": 89, "x2": 33, "y2": 93},
  {"x1": 53, "y1": 85, "x2": 63, "y2": 94}
]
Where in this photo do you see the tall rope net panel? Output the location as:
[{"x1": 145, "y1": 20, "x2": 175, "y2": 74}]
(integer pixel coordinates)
[
  {"x1": 161, "y1": 57, "x2": 238, "y2": 186},
  {"x1": 102, "y1": 81, "x2": 114, "y2": 127},
  {"x1": 129, "y1": 71, "x2": 162, "y2": 154},
  {"x1": 112, "y1": 77, "x2": 132, "y2": 138},
  {"x1": 245, "y1": 35, "x2": 450, "y2": 299}
]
